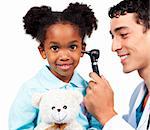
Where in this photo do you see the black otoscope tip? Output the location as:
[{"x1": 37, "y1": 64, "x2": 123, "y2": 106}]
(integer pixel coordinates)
[
  {"x1": 89, "y1": 49, "x2": 100, "y2": 61},
  {"x1": 82, "y1": 49, "x2": 100, "y2": 76}
]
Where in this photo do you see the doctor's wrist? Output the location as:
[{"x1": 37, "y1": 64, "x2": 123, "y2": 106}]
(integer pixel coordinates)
[{"x1": 97, "y1": 110, "x2": 117, "y2": 125}]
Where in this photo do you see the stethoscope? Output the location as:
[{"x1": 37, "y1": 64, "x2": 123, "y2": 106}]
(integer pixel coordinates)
[{"x1": 147, "y1": 113, "x2": 150, "y2": 130}]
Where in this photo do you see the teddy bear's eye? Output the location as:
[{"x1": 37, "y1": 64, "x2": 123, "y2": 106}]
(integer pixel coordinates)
[
  {"x1": 52, "y1": 106, "x2": 55, "y2": 110},
  {"x1": 63, "y1": 105, "x2": 67, "y2": 109}
]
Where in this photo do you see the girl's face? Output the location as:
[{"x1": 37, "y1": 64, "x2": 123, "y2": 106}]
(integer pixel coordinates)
[{"x1": 39, "y1": 23, "x2": 85, "y2": 83}]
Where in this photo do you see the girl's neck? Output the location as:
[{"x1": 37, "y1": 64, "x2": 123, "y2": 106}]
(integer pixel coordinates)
[{"x1": 47, "y1": 66, "x2": 72, "y2": 83}]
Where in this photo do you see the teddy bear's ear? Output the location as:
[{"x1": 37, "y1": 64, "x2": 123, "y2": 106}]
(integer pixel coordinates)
[
  {"x1": 69, "y1": 90, "x2": 83, "y2": 104},
  {"x1": 32, "y1": 93, "x2": 43, "y2": 108}
]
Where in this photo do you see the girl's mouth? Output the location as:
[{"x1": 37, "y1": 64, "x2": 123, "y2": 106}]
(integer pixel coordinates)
[{"x1": 57, "y1": 64, "x2": 73, "y2": 70}]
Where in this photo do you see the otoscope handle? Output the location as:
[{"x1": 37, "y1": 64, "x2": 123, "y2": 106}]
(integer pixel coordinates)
[{"x1": 92, "y1": 62, "x2": 100, "y2": 76}]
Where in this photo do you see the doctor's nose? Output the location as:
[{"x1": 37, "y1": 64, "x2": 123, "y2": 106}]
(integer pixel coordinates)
[{"x1": 112, "y1": 38, "x2": 122, "y2": 52}]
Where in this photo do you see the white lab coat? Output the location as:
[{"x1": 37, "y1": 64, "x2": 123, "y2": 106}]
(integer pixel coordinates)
[{"x1": 103, "y1": 82, "x2": 150, "y2": 130}]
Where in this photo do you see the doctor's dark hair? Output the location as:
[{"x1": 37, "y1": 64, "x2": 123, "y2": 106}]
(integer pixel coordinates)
[
  {"x1": 108, "y1": 0, "x2": 150, "y2": 30},
  {"x1": 23, "y1": 2, "x2": 97, "y2": 47}
]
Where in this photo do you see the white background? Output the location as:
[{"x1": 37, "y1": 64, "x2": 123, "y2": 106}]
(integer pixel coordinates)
[{"x1": 0, "y1": 0, "x2": 142, "y2": 129}]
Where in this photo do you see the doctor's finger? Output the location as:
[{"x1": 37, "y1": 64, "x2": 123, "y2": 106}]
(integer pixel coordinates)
[
  {"x1": 89, "y1": 80, "x2": 97, "y2": 87},
  {"x1": 89, "y1": 72, "x2": 102, "y2": 83},
  {"x1": 101, "y1": 75, "x2": 110, "y2": 85}
]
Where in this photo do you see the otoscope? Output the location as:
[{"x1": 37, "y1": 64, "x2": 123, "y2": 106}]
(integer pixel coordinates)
[{"x1": 82, "y1": 49, "x2": 100, "y2": 76}]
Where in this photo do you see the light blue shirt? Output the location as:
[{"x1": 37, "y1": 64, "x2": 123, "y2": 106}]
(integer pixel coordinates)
[{"x1": 9, "y1": 65, "x2": 102, "y2": 130}]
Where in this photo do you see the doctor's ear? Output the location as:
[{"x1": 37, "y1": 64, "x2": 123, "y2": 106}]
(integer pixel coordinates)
[
  {"x1": 81, "y1": 42, "x2": 86, "y2": 57},
  {"x1": 38, "y1": 45, "x2": 46, "y2": 59}
]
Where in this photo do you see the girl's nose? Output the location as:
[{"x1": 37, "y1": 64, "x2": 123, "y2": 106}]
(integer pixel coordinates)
[
  {"x1": 111, "y1": 38, "x2": 122, "y2": 52},
  {"x1": 59, "y1": 50, "x2": 70, "y2": 61}
]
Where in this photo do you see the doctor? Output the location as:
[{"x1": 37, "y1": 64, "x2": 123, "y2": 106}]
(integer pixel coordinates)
[{"x1": 84, "y1": 0, "x2": 150, "y2": 130}]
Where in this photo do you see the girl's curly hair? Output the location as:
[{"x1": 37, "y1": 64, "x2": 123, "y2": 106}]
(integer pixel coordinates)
[{"x1": 23, "y1": 2, "x2": 98, "y2": 45}]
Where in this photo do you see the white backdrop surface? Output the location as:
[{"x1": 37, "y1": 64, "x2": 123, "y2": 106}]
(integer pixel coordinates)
[{"x1": 0, "y1": 0, "x2": 142, "y2": 129}]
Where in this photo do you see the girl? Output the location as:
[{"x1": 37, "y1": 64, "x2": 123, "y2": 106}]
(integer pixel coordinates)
[{"x1": 9, "y1": 2, "x2": 102, "y2": 130}]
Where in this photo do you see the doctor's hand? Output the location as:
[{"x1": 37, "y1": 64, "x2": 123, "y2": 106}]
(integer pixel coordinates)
[{"x1": 84, "y1": 72, "x2": 117, "y2": 125}]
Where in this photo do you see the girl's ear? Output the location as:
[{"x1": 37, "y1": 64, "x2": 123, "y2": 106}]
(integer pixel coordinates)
[
  {"x1": 38, "y1": 46, "x2": 46, "y2": 59},
  {"x1": 81, "y1": 42, "x2": 86, "y2": 57}
]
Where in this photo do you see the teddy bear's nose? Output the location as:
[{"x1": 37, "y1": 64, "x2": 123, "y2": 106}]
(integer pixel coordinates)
[{"x1": 57, "y1": 109, "x2": 61, "y2": 112}]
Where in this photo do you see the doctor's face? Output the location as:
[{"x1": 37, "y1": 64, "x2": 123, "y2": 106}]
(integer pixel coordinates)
[{"x1": 110, "y1": 13, "x2": 150, "y2": 74}]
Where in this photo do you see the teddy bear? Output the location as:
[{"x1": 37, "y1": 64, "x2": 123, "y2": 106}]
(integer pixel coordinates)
[{"x1": 32, "y1": 89, "x2": 83, "y2": 130}]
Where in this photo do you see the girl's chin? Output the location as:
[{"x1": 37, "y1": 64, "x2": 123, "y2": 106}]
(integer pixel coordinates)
[{"x1": 56, "y1": 69, "x2": 73, "y2": 77}]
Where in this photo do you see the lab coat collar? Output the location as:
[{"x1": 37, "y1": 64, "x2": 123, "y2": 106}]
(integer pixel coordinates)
[
  {"x1": 138, "y1": 92, "x2": 150, "y2": 129},
  {"x1": 128, "y1": 82, "x2": 146, "y2": 128},
  {"x1": 128, "y1": 82, "x2": 150, "y2": 129}
]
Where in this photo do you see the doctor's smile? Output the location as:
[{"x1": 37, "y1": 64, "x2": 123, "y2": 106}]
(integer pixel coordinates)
[{"x1": 118, "y1": 54, "x2": 129, "y2": 64}]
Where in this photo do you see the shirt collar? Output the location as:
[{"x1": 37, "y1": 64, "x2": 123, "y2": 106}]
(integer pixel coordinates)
[
  {"x1": 39, "y1": 65, "x2": 87, "y2": 90},
  {"x1": 70, "y1": 70, "x2": 88, "y2": 88}
]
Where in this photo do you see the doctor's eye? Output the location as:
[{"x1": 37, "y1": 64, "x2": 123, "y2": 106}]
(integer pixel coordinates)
[
  {"x1": 52, "y1": 106, "x2": 56, "y2": 110},
  {"x1": 63, "y1": 105, "x2": 67, "y2": 109},
  {"x1": 120, "y1": 33, "x2": 128, "y2": 39}
]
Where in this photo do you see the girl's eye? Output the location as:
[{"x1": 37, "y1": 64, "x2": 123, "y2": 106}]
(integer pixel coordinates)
[
  {"x1": 50, "y1": 46, "x2": 59, "y2": 52},
  {"x1": 70, "y1": 44, "x2": 77, "y2": 50}
]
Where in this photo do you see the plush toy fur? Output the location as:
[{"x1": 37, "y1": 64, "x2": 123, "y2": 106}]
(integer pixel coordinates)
[{"x1": 32, "y1": 89, "x2": 83, "y2": 130}]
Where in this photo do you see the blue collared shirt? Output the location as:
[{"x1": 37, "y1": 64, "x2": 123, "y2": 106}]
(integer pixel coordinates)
[{"x1": 9, "y1": 65, "x2": 102, "y2": 130}]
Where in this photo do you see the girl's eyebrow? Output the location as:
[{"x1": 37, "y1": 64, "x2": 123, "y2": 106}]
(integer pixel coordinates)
[
  {"x1": 49, "y1": 41, "x2": 59, "y2": 45},
  {"x1": 49, "y1": 40, "x2": 79, "y2": 45},
  {"x1": 68, "y1": 40, "x2": 78, "y2": 44}
]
